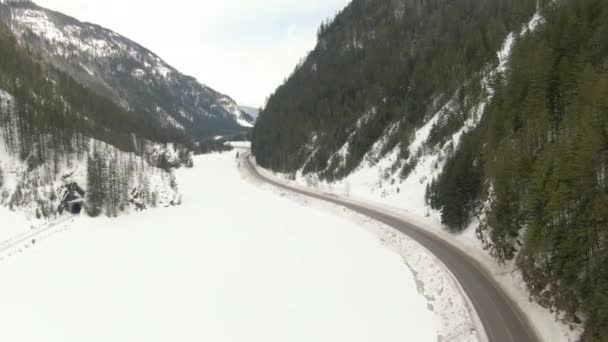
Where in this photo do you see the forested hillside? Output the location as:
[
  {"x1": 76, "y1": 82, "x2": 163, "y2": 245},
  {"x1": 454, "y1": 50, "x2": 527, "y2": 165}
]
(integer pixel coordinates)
[
  {"x1": 0, "y1": 17, "x2": 182, "y2": 219},
  {"x1": 253, "y1": 0, "x2": 542, "y2": 175},
  {"x1": 252, "y1": 0, "x2": 608, "y2": 339},
  {"x1": 428, "y1": 0, "x2": 608, "y2": 339}
]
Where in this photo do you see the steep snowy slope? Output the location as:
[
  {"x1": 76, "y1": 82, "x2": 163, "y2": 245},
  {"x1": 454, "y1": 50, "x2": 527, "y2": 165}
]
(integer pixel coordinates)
[
  {"x1": 252, "y1": 0, "x2": 542, "y2": 174},
  {"x1": 0, "y1": 1, "x2": 253, "y2": 138}
]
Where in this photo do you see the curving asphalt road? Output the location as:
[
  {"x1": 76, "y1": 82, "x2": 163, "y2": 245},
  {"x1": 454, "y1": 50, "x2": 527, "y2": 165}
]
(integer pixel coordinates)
[{"x1": 243, "y1": 152, "x2": 540, "y2": 342}]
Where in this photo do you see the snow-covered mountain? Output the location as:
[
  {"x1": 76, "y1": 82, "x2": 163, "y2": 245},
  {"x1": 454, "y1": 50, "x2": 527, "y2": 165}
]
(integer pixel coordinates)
[
  {"x1": 239, "y1": 106, "x2": 259, "y2": 121},
  {"x1": 0, "y1": 1, "x2": 254, "y2": 138},
  {"x1": 0, "y1": 8, "x2": 190, "y2": 223}
]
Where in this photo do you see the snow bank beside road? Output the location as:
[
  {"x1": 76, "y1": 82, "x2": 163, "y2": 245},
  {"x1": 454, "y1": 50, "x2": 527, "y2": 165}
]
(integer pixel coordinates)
[
  {"x1": 0, "y1": 151, "x2": 437, "y2": 342},
  {"x1": 248, "y1": 156, "x2": 483, "y2": 342}
]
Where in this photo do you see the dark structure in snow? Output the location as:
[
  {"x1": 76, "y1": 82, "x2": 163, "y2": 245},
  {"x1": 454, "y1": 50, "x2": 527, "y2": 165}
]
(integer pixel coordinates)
[{"x1": 61, "y1": 183, "x2": 85, "y2": 214}]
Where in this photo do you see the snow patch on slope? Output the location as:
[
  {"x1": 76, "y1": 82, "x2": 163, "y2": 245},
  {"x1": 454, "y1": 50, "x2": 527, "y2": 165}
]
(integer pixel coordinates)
[
  {"x1": 11, "y1": 9, "x2": 116, "y2": 57},
  {"x1": 0, "y1": 88, "x2": 13, "y2": 104},
  {"x1": 525, "y1": 11, "x2": 546, "y2": 33},
  {"x1": 218, "y1": 96, "x2": 254, "y2": 127},
  {"x1": 155, "y1": 63, "x2": 172, "y2": 79},
  {"x1": 9, "y1": 7, "x2": 173, "y2": 81},
  {"x1": 320, "y1": 107, "x2": 380, "y2": 176}
]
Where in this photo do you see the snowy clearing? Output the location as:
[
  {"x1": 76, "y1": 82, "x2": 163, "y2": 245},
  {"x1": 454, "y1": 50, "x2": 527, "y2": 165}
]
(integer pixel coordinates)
[
  {"x1": 0, "y1": 206, "x2": 33, "y2": 246},
  {"x1": 0, "y1": 151, "x2": 437, "y2": 342}
]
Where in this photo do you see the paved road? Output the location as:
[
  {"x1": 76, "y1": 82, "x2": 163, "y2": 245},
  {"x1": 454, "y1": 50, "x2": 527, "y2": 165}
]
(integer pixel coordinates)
[{"x1": 243, "y1": 152, "x2": 540, "y2": 342}]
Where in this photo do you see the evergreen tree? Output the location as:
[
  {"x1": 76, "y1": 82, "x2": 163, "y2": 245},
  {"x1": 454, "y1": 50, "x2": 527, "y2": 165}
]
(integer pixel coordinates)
[{"x1": 86, "y1": 152, "x2": 102, "y2": 217}]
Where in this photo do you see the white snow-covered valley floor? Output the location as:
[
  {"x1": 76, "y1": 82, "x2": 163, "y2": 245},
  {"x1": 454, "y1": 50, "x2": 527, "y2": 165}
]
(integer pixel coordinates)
[{"x1": 0, "y1": 151, "x2": 441, "y2": 342}]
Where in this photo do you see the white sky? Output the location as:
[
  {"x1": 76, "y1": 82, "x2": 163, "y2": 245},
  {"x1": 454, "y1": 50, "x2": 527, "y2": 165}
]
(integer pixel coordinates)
[{"x1": 34, "y1": 0, "x2": 351, "y2": 108}]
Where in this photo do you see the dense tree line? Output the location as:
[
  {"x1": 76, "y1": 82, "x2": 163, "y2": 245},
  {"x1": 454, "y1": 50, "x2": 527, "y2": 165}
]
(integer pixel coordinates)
[
  {"x1": 253, "y1": 0, "x2": 542, "y2": 179},
  {"x1": 86, "y1": 146, "x2": 163, "y2": 217},
  {"x1": 426, "y1": 132, "x2": 483, "y2": 231},
  {"x1": 427, "y1": 0, "x2": 608, "y2": 339}
]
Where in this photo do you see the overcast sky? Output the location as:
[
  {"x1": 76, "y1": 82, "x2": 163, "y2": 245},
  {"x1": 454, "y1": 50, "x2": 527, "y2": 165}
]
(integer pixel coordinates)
[{"x1": 34, "y1": 0, "x2": 350, "y2": 107}]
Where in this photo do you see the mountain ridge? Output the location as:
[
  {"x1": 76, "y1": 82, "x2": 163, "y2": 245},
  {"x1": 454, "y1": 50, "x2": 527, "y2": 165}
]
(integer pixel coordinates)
[
  {"x1": 240, "y1": 105, "x2": 259, "y2": 120},
  {"x1": 0, "y1": 0, "x2": 254, "y2": 139}
]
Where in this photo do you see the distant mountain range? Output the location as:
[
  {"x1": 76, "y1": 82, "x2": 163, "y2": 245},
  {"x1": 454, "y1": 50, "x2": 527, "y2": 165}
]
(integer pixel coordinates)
[
  {"x1": 239, "y1": 106, "x2": 259, "y2": 120},
  {"x1": 0, "y1": 0, "x2": 253, "y2": 139}
]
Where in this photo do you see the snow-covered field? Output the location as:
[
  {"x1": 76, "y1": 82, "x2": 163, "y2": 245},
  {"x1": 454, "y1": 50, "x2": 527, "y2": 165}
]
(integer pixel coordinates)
[
  {"x1": 0, "y1": 151, "x2": 440, "y2": 342},
  {"x1": 0, "y1": 206, "x2": 32, "y2": 245}
]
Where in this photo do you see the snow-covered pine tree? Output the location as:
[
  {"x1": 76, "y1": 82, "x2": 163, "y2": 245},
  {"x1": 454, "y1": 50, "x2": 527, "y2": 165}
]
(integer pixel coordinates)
[{"x1": 86, "y1": 150, "x2": 103, "y2": 217}]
